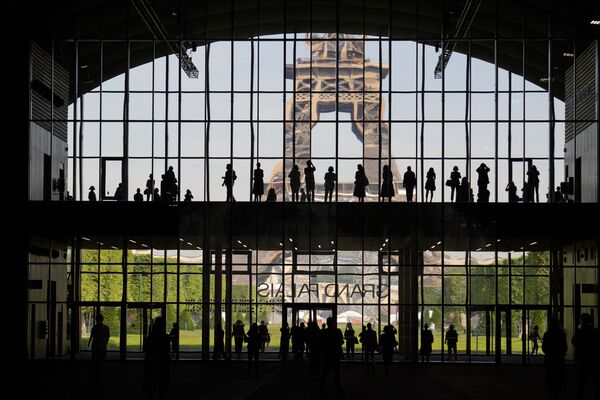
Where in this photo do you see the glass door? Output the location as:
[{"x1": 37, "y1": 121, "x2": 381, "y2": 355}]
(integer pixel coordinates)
[
  {"x1": 469, "y1": 306, "x2": 494, "y2": 358},
  {"x1": 126, "y1": 304, "x2": 165, "y2": 355}
]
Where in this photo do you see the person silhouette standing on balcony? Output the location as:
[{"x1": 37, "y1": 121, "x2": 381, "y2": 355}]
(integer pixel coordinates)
[
  {"x1": 223, "y1": 164, "x2": 237, "y2": 202},
  {"x1": 527, "y1": 165, "x2": 540, "y2": 203},
  {"x1": 252, "y1": 162, "x2": 264, "y2": 202},
  {"x1": 380, "y1": 165, "x2": 395, "y2": 202},
  {"x1": 289, "y1": 164, "x2": 301, "y2": 202},
  {"x1": 403, "y1": 166, "x2": 417, "y2": 202},
  {"x1": 353, "y1": 164, "x2": 369, "y2": 202},
  {"x1": 425, "y1": 167, "x2": 436, "y2": 202},
  {"x1": 324, "y1": 166, "x2": 337, "y2": 202},
  {"x1": 304, "y1": 160, "x2": 316, "y2": 202}
]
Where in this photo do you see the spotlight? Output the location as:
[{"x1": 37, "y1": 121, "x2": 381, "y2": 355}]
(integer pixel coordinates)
[
  {"x1": 590, "y1": 19, "x2": 600, "y2": 25},
  {"x1": 562, "y1": 51, "x2": 574, "y2": 57}
]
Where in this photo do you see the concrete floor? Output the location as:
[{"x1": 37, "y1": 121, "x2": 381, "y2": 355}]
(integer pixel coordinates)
[{"x1": 16, "y1": 359, "x2": 595, "y2": 400}]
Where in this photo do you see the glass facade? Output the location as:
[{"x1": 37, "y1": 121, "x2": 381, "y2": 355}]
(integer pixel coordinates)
[{"x1": 26, "y1": 1, "x2": 599, "y2": 363}]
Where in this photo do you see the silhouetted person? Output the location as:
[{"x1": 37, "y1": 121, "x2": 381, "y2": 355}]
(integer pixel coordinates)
[
  {"x1": 362, "y1": 322, "x2": 378, "y2": 371},
  {"x1": 88, "y1": 314, "x2": 110, "y2": 391},
  {"x1": 319, "y1": 317, "x2": 344, "y2": 395},
  {"x1": 506, "y1": 181, "x2": 519, "y2": 203},
  {"x1": 144, "y1": 173, "x2": 155, "y2": 201},
  {"x1": 353, "y1": 164, "x2": 369, "y2": 202},
  {"x1": 114, "y1": 183, "x2": 124, "y2": 201},
  {"x1": 304, "y1": 160, "x2": 316, "y2": 202},
  {"x1": 160, "y1": 174, "x2": 168, "y2": 202},
  {"x1": 449, "y1": 166, "x2": 461, "y2": 202},
  {"x1": 477, "y1": 188, "x2": 490, "y2": 203},
  {"x1": 527, "y1": 165, "x2": 540, "y2": 203},
  {"x1": 213, "y1": 323, "x2": 227, "y2": 360},
  {"x1": 152, "y1": 188, "x2": 161, "y2": 202},
  {"x1": 425, "y1": 167, "x2": 436, "y2": 202},
  {"x1": 252, "y1": 162, "x2": 264, "y2": 201},
  {"x1": 246, "y1": 322, "x2": 261, "y2": 372},
  {"x1": 457, "y1": 177, "x2": 470, "y2": 203},
  {"x1": 529, "y1": 324, "x2": 541, "y2": 355},
  {"x1": 553, "y1": 186, "x2": 565, "y2": 203},
  {"x1": 542, "y1": 317, "x2": 567, "y2": 400},
  {"x1": 380, "y1": 325, "x2": 398, "y2": 377},
  {"x1": 445, "y1": 324, "x2": 458, "y2": 360},
  {"x1": 291, "y1": 322, "x2": 305, "y2": 361},
  {"x1": 266, "y1": 188, "x2": 276, "y2": 202},
  {"x1": 88, "y1": 186, "x2": 97, "y2": 202},
  {"x1": 144, "y1": 316, "x2": 171, "y2": 399},
  {"x1": 403, "y1": 166, "x2": 417, "y2": 202},
  {"x1": 572, "y1": 313, "x2": 600, "y2": 400},
  {"x1": 344, "y1": 322, "x2": 356, "y2": 358},
  {"x1": 165, "y1": 166, "x2": 178, "y2": 201},
  {"x1": 184, "y1": 189, "x2": 193, "y2": 202},
  {"x1": 134, "y1": 188, "x2": 143, "y2": 202},
  {"x1": 476, "y1": 163, "x2": 490, "y2": 201},
  {"x1": 324, "y1": 166, "x2": 337, "y2": 202},
  {"x1": 300, "y1": 188, "x2": 307, "y2": 202},
  {"x1": 232, "y1": 320, "x2": 245, "y2": 358},
  {"x1": 222, "y1": 164, "x2": 237, "y2": 202},
  {"x1": 258, "y1": 321, "x2": 270, "y2": 352},
  {"x1": 420, "y1": 323, "x2": 434, "y2": 362},
  {"x1": 380, "y1": 165, "x2": 395, "y2": 202},
  {"x1": 289, "y1": 165, "x2": 301, "y2": 202},
  {"x1": 280, "y1": 322, "x2": 290, "y2": 361},
  {"x1": 169, "y1": 323, "x2": 179, "y2": 356},
  {"x1": 66, "y1": 191, "x2": 74, "y2": 201}
]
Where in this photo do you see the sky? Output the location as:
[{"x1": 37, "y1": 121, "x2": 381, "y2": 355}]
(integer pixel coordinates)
[{"x1": 68, "y1": 35, "x2": 564, "y2": 202}]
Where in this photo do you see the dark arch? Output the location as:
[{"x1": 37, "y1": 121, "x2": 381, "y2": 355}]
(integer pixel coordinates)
[{"x1": 30, "y1": 0, "x2": 600, "y2": 102}]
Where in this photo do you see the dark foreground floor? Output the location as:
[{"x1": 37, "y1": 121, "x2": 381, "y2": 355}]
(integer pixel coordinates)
[{"x1": 16, "y1": 359, "x2": 594, "y2": 400}]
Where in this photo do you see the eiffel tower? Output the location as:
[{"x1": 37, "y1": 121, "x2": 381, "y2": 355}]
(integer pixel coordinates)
[{"x1": 267, "y1": 33, "x2": 402, "y2": 201}]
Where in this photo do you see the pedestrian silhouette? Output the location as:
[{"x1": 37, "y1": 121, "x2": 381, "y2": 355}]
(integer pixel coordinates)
[
  {"x1": 300, "y1": 188, "x2": 307, "y2": 202},
  {"x1": 289, "y1": 164, "x2": 301, "y2": 202},
  {"x1": 114, "y1": 183, "x2": 124, "y2": 201},
  {"x1": 542, "y1": 317, "x2": 567, "y2": 400},
  {"x1": 306, "y1": 321, "x2": 321, "y2": 377},
  {"x1": 144, "y1": 173, "x2": 155, "y2": 201},
  {"x1": 169, "y1": 323, "x2": 179, "y2": 356},
  {"x1": 134, "y1": 188, "x2": 143, "y2": 202},
  {"x1": 88, "y1": 313, "x2": 110, "y2": 391},
  {"x1": 304, "y1": 160, "x2": 316, "y2": 202},
  {"x1": 344, "y1": 322, "x2": 357, "y2": 359},
  {"x1": 553, "y1": 186, "x2": 565, "y2": 203},
  {"x1": 380, "y1": 165, "x2": 395, "y2": 202},
  {"x1": 232, "y1": 320, "x2": 245, "y2": 358},
  {"x1": 522, "y1": 181, "x2": 533, "y2": 203},
  {"x1": 324, "y1": 166, "x2": 337, "y2": 202},
  {"x1": 266, "y1": 188, "x2": 276, "y2": 202},
  {"x1": 506, "y1": 181, "x2": 519, "y2": 203},
  {"x1": 88, "y1": 186, "x2": 97, "y2": 202},
  {"x1": 380, "y1": 325, "x2": 398, "y2": 377},
  {"x1": 449, "y1": 166, "x2": 461, "y2": 202},
  {"x1": 152, "y1": 187, "x2": 161, "y2": 202},
  {"x1": 571, "y1": 313, "x2": 600, "y2": 400},
  {"x1": 477, "y1": 188, "x2": 490, "y2": 203},
  {"x1": 529, "y1": 324, "x2": 541, "y2": 355},
  {"x1": 246, "y1": 322, "x2": 261, "y2": 373},
  {"x1": 420, "y1": 323, "x2": 434, "y2": 362},
  {"x1": 319, "y1": 317, "x2": 344, "y2": 395},
  {"x1": 252, "y1": 162, "x2": 264, "y2": 202},
  {"x1": 353, "y1": 164, "x2": 369, "y2": 202},
  {"x1": 258, "y1": 321, "x2": 270, "y2": 352},
  {"x1": 476, "y1": 163, "x2": 490, "y2": 201},
  {"x1": 184, "y1": 189, "x2": 193, "y2": 202},
  {"x1": 143, "y1": 316, "x2": 171, "y2": 399},
  {"x1": 527, "y1": 165, "x2": 540, "y2": 203},
  {"x1": 361, "y1": 322, "x2": 378, "y2": 371},
  {"x1": 403, "y1": 166, "x2": 417, "y2": 202},
  {"x1": 222, "y1": 164, "x2": 237, "y2": 202},
  {"x1": 457, "y1": 177, "x2": 471, "y2": 203},
  {"x1": 165, "y1": 166, "x2": 178, "y2": 201},
  {"x1": 425, "y1": 167, "x2": 436, "y2": 202},
  {"x1": 445, "y1": 324, "x2": 458, "y2": 360},
  {"x1": 280, "y1": 322, "x2": 290, "y2": 361},
  {"x1": 214, "y1": 323, "x2": 227, "y2": 360},
  {"x1": 291, "y1": 322, "x2": 305, "y2": 361}
]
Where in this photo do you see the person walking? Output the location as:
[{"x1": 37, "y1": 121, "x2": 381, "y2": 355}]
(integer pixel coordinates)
[
  {"x1": 232, "y1": 320, "x2": 245, "y2": 358},
  {"x1": 88, "y1": 314, "x2": 110, "y2": 391},
  {"x1": 445, "y1": 324, "x2": 458, "y2": 360},
  {"x1": 222, "y1": 164, "x2": 237, "y2": 202},
  {"x1": 403, "y1": 166, "x2": 417, "y2": 202},
  {"x1": 252, "y1": 162, "x2": 264, "y2": 202},
  {"x1": 425, "y1": 167, "x2": 436, "y2": 202},
  {"x1": 420, "y1": 323, "x2": 434, "y2": 362},
  {"x1": 529, "y1": 324, "x2": 541, "y2": 355}
]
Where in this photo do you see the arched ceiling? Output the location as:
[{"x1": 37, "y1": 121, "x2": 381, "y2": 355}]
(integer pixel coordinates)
[{"x1": 28, "y1": 0, "x2": 600, "y2": 102}]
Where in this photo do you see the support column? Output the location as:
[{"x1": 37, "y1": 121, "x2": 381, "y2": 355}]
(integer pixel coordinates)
[
  {"x1": 225, "y1": 249, "x2": 233, "y2": 355},
  {"x1": 398, "y1": 248, "x2": 419, "y2": 361},
  {"x1": 201, "y1": 247, "x2": 211, "y2": 359},
  {"x1": 214, "y1": 249, "x2": 222, "y2": 358}
]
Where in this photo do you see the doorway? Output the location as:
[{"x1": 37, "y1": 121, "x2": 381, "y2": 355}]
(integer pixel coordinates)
[
  {"x1": 126, "y1": 304, "x2": 165, "y2": 354},
  {"x1": 496, "y1": 306, "x2": 549, "y2": 363},
  {"x1": 283, "y1": 304, "x2": 336, "y2": 328}
]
